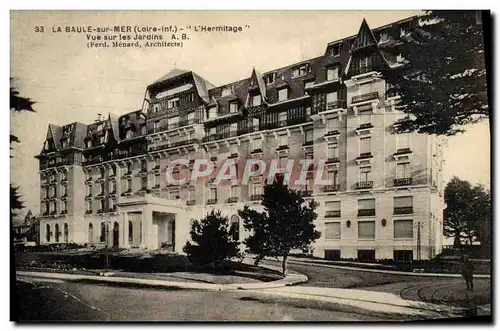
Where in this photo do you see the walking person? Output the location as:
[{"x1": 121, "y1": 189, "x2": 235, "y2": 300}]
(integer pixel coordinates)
[{"x1": 460, "y1": 254, "x2": 475, "y2": 291}]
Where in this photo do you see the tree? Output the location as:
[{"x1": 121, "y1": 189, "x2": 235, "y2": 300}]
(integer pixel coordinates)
[
  {"x1": 444, "y1": 177, "x2": 490, "y2": 246},
  {"x1": 385, "y1": 10, "x2": 489, "y2": 135},
  {"x1": 10, "y1": 79, "x2": 35, "y2": 221},
  {"x1": 238, "y1": 178, "x2": 321, "y2": 276},
  {"x1": 183, "y1": 210, "x2": 242, "y2": 268}
]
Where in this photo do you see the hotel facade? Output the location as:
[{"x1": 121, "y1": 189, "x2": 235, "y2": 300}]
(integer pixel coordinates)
[{"x1": 35, "y1": 17, "x2": 445, "y2": 261}]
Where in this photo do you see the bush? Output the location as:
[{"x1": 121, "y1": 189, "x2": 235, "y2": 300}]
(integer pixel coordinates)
[{"x1": 183, "y1": 210, "x2": 242, "y2": 269}]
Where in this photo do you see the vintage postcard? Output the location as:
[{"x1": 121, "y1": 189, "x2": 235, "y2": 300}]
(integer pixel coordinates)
[{"x1": 10, "y1": 10, "x2": 491, "y2": 322}]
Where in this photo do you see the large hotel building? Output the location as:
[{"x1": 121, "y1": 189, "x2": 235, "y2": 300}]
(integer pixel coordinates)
[{"x1": 35, "y1": 17, "x2": 445, "y2": 261}]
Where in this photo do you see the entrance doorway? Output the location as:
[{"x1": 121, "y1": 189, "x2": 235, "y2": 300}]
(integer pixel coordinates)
[{"x1": 112, "y1": 221, "x2": 119, "y2": 247}]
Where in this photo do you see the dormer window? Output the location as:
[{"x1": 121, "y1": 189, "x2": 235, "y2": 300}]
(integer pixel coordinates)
[
  {"x1": 278, "y1": 87, "x2": 288, "y2": 102},
  {"x1": 304, "y1": 80, "x2": 314, "y2": 89},
  {"x1": 292, "y1": 63, "x2": 311, "y2": 78},
  {"x1": 97, "y1": 123, "x2": 103, "y2": 131},
  {"x1": 168, "y1": 97, "x2": 179, "y2": 109},
  {"x1": 221, "y1": 86, "x2": 232, "y2": 97},
  {"x1": 208, "y1": 106, "x2": 217, "y2": 119},
  {"x1": 332, "y1": 43, "x2": 341, "y2": 57},
  {"x1": 400, "y1": 27, "x2": 409, "y2": 37},
  {"x1": 264, "y1": 73, "x2": 276, "y2": 86},
  {"x1": 250, "y1": 94, "x2": 261, "y2": 107},
  {"x1": 99, "y1": 135, "x2": 105, "y2": 144},
  {"x1": 229, "y1": 102, "x2": 239, "y2": 113},
  {"x1": 86, "y1": 140, "x2": 92, "y2": 148},
  {"x1": 140, "y1": 125, "x2": 147, "y2": 135},
  {"x1": 61, "y1": 139, "x2": 69, "y2": 148},
  {"x1": 125, "y1": 129, "x2": 134, "y2": 139},
  {"x1": 379, "y1": 33, "x2": 390, "y2": 44},
  {"x1": 327, "y1": 66, "x2": 339, "y2": 81}
]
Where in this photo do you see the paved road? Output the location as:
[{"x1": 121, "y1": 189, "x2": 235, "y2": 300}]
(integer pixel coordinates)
[
  {"x1": 13, "y1": 278, "x2": 401, "y2": 322},
  {"x1": 265, "y1": 259, "x2": 491, "y2": 308}
]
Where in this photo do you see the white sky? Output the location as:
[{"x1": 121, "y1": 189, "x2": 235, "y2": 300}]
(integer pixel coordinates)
[{"x1": 10, "y1": 10, "x2": 491, "y2": 216}]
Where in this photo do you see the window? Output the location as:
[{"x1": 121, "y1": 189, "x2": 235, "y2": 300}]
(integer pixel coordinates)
[
  {"x1": 397, "y1": 134, "x2": 411, "y2": 150},
  {"x1": 99, "y1": 200, "x2": 105, "y2": 211},
  {"x1": 99, "y1": 135, "x2": 105, "y2": 144},
  {"x1": 252, "y1": 182, "x2": 263, "y2": 195},
  {"x1": 230, "y1": 143, "x2": 238, "y2": 155},
  {"x1": 251, "y1": 94, "x2": 261, "y2": 107},
  {"x1": 64, "y1": 223, "x2": 68, "y2": 243},
  {"x1": 326, "y1": 92, "x2": 337, "y2": 104},
  {"x1": 359, "y1": 166, "x2": 371, "y2": 182},
  {"x1": 61, "y1": 200, "x2": 67, "y2": 211},
  {"x1": 229, "y1": 102, "x2": 239, "y2": 113},
  {"x1": 125, "y1": 130, "x2": 133, "y2": 139},
  {"x1": 229, "y1": 215, "x2": 240, "y2": 241},
  {"x1": 359, "y1": 110, "x2": 371, "y2": 125},
  {"x1": 379, "y1": 33, "x2": 390, "y2": 44},
  {"x1": 208, "y1": 106, "x2": 217, "y2": 119},
  {"x1": 400, "y1": 27, "x2": 409, "y2": 37},
  {"x1": 46, "y1": 224, "x2": 51, "y2": 242},
  {"x1": 325, "y1": 250, "x2": 341, "y2": 260},
  {"x1": 252, "y1": 137, "x2": 262, "y2": 151},
  {"x1": 129, "y1": 221, "x2": 133, "y2": 243},
  {"x1": 88, "y1": 223, "x2": 93, "y2": 242},
  {"x1": 304, "y1": 80, "x2": 314, "y2": 89},
  {"x1": 394, "y1": 220, "x2": 414, "y2": 239},
  {"x1": 97, "y1": 123, "x2": 103, "y2": 131},
  {"x1": 358, "y1": 198, "x2": 375, "y2": 213},
  {"x1": 168, "y1": 97, "x2": 180, "y2": 109},
  {"x1": 332, "y1": 43, "x2": 341, "y2": 56},
  {"x1": 61, "y1": 139, "x2": 69, "y2": 148},
  {"x1": 327, "y1": 67, "x2": 339, "y2": 81},
  {"x1": 357, "y1": 249, "x2": 376, "y2": 261},
  {"x1": 278, "y1": 134, "x2": 288, "y2": 147},
  {"x1": 86, "y1": 200, "x2": 92, "y2": 212},
  {"x1": 127, "y1": 178, "x2": 132, "y2": 191},
  {"x1": 210, "y1": 187, "x2": 217, "y2": 200},
  {"x1": 397, "y1": 162, "x2": 410, "y2": 178},
  {"x1": 221, "y1": 86, "x2": 232, "y2": 97},
  {"x1": 52, "y1": 201, "x2": 57, "y2": 213},
  {"x1": 55, "y1": 224, "x2": 60, "y2": 242},
  {"x1": 325, "y1": 201, "x2": 341, "y2": 213},
  {"x1": 292, "y1": 63, "x2": 311, "y2": 78},
  {"x1": 141, "y1": 159, "x2": 147, "y2": 171},
  {"x1": 360, "y1": 137, "x2": 371, "y2": 154},
  {"x1": 325, "y1": 222, "x2": 341, "y2": 240},
  {"x1": 141, "y1": 177, "x2": 148, "y2": 189},
  {"x1": 359, "y1": 56, "x2": 373, "y2": 71},
  {"x1": 358, "y1": 221, "x2": 376, "y2": 239},
  {"x1": 304, "y1": 129, "x2": 313, "y2": 143},
  {"x1": 109, "y1": 198, "x2": 114, "y2": 211},
  {"x1": 327, "y1": 170, "x2": 339, "y2": 185},
  {"x1": 328, "y1": 145, "x2": 338, "y2": 159},
  {"x1": 264, "y1": 73, "x2": 276, "y2": 85},
  {"x1": 394, "y1": 250, "x2": 413, "y2": 261},
  {"x1": 278, "y1": 88, "x2": 288, "y2": 101},
  {"x1": 230, "y1": 185, "x2": 239, "y2": 198},
  {"x1": 99, "y1": 182, "x2": 105, "y2": 195},
  {"x1": 100, "y1": 222, "x2": 106, "y2": 242},
  {"x1": 326, "y1": 118, "x2": 338, "y2": 131},
  {"x1": 394, "y1": 196, "x2": 413, "y2": 214},
  {"x1": 154, "y1": 174, "x2": 160, "y2": 187}
]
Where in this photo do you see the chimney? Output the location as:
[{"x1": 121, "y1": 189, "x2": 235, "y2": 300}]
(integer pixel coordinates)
[{"x1": 96, "y1": 113, "x2": 102, "y2": 122}]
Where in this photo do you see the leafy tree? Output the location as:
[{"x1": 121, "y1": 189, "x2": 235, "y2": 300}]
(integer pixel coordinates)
[
  {"x1": 10, "y1": 79, "x2": 35, "y2": 221},
  {"x1": 444, "y1": 177, "x2": 490, "y2": 246},
  {"x1": 386, "y1": 10, "x2": 489, "y2": 135},
  {"x1": 238, "y1": 178, "x2": 321, "y2": 276},
  {"x1": 183, "y1": 210, "x2": 242, "y2": 268}
]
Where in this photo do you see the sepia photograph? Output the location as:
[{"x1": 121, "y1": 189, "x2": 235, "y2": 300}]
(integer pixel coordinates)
[{"x1": 9, "y1": 9, "x2": 491, "y2": 322}]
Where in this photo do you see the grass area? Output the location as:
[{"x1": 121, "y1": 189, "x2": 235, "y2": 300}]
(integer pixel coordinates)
[{"x1": 15, "y1": 251, "x2": 282, "y2": 284}]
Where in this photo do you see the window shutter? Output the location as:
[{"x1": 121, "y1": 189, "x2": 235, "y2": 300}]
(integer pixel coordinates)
[
  {"x1": 394, "y1": 196, "x2": 413, "y2": 208},
  {"x1": 394, "y1": 220, "x2": 413, "y2": 238},
  {"x1": 358, "y1": 221, "x2": 376, "y2": 238},
  {"x1": 325, "y1": 201, "x2": 341, "y2": 211},
  {"x1": 325, "y1": 222, "x2": 341, "y2": 240},
  {"x1": 358, "y1": 198, "x2": 375, "y2": 210}
]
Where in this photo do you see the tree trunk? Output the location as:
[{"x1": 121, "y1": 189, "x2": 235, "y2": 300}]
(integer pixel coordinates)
[{"x1": 281, "y1": 255, "x2": 288, "y2": 277}]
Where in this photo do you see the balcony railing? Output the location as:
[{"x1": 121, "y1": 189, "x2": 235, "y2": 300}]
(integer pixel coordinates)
[
  {"x1": 352, "y1": 91, "x2": 379, "y2": 104},
  {"x1": 358, "y1": 209, "x2": 376, "y2": 216},
  {"x1": 324, "y1": 130, "x2": 340, "y2": 137},
  {"x1": 276, "y1": 145, "x2": 289, "y2": 151},
  {"x1": 394, "y1": 206, "x2": 414, "y2": 215},
  {"x1": 356, "y1": 152, "x2": 373, "y2": 160},
  {"x1": 186, "y1": 200, "x2": 196, "y2": 206},
  {"x1": 394, "y1": 178, "x2": 413, "y2": 187},
  {"x1": 206, "y1": 199, "x2": 218, "y2": 205},
  {"x1": 250, "y1": 148, "x2": 263, "y2": 155},
  {"x1": 394, "y1": 148, "x2": 412, "y2": 155},
  {"x1": 326, "y1": 100, "x2": 347, "y2": 111},
  {"x1": 302, "y1": 141, "x2": 314, "y2": 147},
  {"x1": 323, "y1": 184, "x2": 340, "y2": 192},
  {"x1": 202, "y1": 132, "x2": 230, "y2": 143},
  {"x1": 227, "y1": 197, "x2": 239, "y2": 204},
  {"x1": 228, "y1": 153, "x2": 239, "y2": 159},
  {"x1": 325, "y1": 210, "x2": 341, "y2": 218},
  {"x1": 250, "y1": 194, "x2": 263, "y2": 201},
  {"x1": 325, "y1": 157, "x2": 340, "y2": 164},
  {"x1": 355, "y1": 181, "x2": 373, "y2": 190},
  {"x1": 356, "y1": 123, "x2": 374, "y2": 131},
  {"x1": 350, "y1": 65, "x2": 375, "y2": 77}
]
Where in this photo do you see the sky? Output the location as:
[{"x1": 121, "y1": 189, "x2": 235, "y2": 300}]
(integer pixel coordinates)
[{"x1": 10, "y1": 10, "x2": 491, "y2": 217}]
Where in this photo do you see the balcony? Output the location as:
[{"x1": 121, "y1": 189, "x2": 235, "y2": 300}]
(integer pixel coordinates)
[
  {"x1": 394, "y1": 206, "x2": 414, "y2": 215},
  {"x1": 357, "y1": 208, "x2": 376, "y2": 217},
  {"x1": 394, "y1": 178, "x2": 413, "y2": 187},
  {"x1": 393, "y1": 148, "x2": 413, "y2": 160},
  {"x1": 352, "y1": 91, "x2": 379, "y2": 106},
  {"x1": 355, "y1": 181, "x2": 373, "y2": 190},
  {"x1": 355, "y1": 152, "x2": 374, "y2": 164},
  {"x1": 355, "y1": 123, "x2": 374, "y2": 135},
  {"x1": 325, "y1": 210, "x2": 341, "y2": 218},
  {"x1": 250, "y1": 194, "x2": 263, "y2": 201},
  {"x1": 206, "y1": 199, "x2": 218, "y2": 205},
  {"x1": 324, "y1": 130, "x2": 340, "y2": 138},
  {"x1": 227, "y1": 197, "x2": 239, "y2": 204},
  {"x1": 186, "y1": 200, "x2": 196, "y2": 206},
  {"x1": 302, "y1": 141, "x2": 314, "y2": 148},
  {"x1": 325, "y1": 157, "x2": 340, "y2": 164},
  {"x1": 202, "y1": 132, "x2": 230, "y2": 143},
  {"x1": 323, "y1": 184, "x2": 340, "y2": 193}
]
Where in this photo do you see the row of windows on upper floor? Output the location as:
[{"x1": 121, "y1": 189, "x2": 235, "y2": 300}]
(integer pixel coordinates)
[{"x1": 324, "y1": 219, "x2": 416, "y2": 241}]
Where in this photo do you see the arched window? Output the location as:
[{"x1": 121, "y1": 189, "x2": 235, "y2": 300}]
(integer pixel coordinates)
[
  {"x1": 128, "y1": 221, "x2": 133, "y2": 244},
  {"x1": 46, "y1": 224, "x2": 51, "y2": 242},
  {"x1": 55, "y1": 224, "x2": 60, "y2": 242},
  {"x1": 88, "y1": 223, "x2": 94, "y2": 242},
  {"x1": 64, "y1": 223, "x2": 69, "y2": 243},
  {"x1": 229, "y1": 215, "x2": 240, "y2": 241},
  {"x1": 100, "y1": 222, "x2": 106, "y2": 243}
]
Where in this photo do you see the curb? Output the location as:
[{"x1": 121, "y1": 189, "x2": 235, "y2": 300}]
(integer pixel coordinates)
[
  {"x1": 16, "y1": 264, "x2": 308, "y2": 291},
  {"x1": 286, "y1": 258, "x2": 491, "y2": 279}
]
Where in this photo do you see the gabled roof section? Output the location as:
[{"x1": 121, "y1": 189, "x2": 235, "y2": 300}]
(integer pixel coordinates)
[
  {"x1": 48, "y1": 124, "x2": 62, "y2": 150},
  {"x1": 249, "y1": 68, "x2": 267, "y2": 98},
  {"x1": 351, "y1": 19, "x2": 379, "y2": 51},
  {"x1": 152, "y1": 68, "x2": 190, "y2": 85}
]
